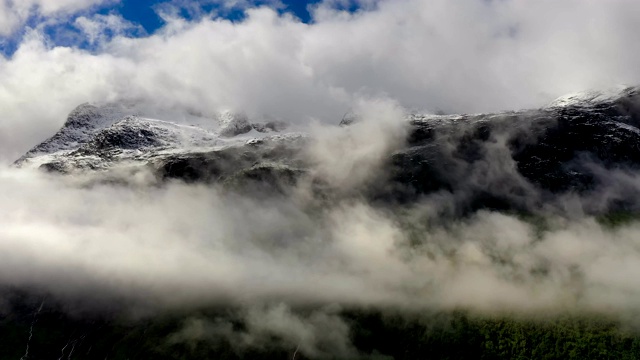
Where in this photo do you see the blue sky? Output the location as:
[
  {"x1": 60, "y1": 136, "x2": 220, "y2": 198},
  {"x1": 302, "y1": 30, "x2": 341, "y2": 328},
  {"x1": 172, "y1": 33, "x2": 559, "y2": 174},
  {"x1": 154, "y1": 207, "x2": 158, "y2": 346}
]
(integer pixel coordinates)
[
  {"x1": 0, "y1": 0, "x2": 358, "y2": 56},
  {"x1": 113, "y1": 0, "x2": 325, "y2": 31}
]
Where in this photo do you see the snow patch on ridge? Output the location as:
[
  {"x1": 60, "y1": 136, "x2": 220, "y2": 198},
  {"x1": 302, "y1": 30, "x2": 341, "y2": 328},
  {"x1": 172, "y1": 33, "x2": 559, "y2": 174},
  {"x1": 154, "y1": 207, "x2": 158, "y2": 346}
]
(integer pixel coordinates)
[
  {"x1": 14, "y1": 101, "x2": 297, "y2": 171},
  {"x1": 547, "y1": 86, "x2": 636, "y2": 108}
]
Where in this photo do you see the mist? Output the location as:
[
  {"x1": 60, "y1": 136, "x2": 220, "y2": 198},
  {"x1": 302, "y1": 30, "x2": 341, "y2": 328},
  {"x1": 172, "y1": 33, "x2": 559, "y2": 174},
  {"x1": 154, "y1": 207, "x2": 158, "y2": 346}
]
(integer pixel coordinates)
[
  {"x1": 3, "y1": 107, "x2": 640, "y2": 358},
  {"x1": 2, "y1": 110, "x2": 640, "y2": 317}
]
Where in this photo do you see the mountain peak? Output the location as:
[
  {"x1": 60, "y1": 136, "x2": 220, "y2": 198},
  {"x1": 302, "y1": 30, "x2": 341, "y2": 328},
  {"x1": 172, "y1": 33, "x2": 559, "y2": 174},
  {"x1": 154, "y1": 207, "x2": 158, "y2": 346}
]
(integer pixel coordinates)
[{"x1": 547, "y1": 85, "x2": 638, "y2": 108}]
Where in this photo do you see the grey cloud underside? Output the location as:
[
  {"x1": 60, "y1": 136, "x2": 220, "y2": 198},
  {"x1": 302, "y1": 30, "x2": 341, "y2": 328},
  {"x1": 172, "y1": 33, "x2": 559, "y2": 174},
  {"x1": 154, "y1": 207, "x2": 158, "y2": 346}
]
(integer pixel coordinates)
[{"x1": 16, "y1": 85, "x2": 640, "y2": 216}]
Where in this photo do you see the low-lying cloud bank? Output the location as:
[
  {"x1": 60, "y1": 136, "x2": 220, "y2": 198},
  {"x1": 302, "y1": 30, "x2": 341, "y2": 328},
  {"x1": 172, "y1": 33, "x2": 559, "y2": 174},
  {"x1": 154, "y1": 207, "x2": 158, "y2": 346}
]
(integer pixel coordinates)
[{"x1": 3, "y1": 111, "x2": 640, "y2": 320}]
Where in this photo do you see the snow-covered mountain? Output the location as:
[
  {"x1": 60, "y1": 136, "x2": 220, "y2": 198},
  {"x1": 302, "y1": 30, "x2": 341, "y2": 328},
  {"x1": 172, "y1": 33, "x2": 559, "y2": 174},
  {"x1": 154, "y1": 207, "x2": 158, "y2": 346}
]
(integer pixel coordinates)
[
  {"x1": 14, "y1": 85, "x2": 640, "y2": 214},
  {"x1": 15, "y1": 102, "x2": 301, "y2": 175}
]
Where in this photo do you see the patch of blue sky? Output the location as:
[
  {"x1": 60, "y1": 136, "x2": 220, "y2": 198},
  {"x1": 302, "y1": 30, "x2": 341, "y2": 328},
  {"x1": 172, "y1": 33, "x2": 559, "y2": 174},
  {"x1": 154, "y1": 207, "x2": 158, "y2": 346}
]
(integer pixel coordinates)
[{"x1": 0, "y1": 0, "x2": 362, "y2": 57}]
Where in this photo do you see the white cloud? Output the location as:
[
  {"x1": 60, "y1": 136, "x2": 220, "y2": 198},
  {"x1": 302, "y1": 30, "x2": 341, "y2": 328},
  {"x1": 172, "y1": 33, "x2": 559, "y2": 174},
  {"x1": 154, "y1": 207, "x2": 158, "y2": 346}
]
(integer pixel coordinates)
[
  {"x1": 0, "y1": 0, "x2": 112, "y2": 36},
  {"x1": 154, "y1": 0, "x2": 285, "y2": 20},
  {"x1": 0, "y1": 0, "x2": 639, "y2": 163},
  {"x1": 74, "y1": 13, "x2": 142, "y2": 45},
  {"x1": 3, "y1": 163, "x2": 640, "y2": 319},
  {"x1": 24, "y1": 0, "x2": 109, "y2": 15}
]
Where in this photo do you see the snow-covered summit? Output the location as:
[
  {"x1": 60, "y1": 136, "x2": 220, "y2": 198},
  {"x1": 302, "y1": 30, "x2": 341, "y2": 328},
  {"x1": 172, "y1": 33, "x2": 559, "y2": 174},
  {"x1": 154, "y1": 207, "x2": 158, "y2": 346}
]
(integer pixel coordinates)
[
  {"x1": 14, "y1": 101, "x2": 293, "y2": 171},
  {"x1": 17, "y1": 102, "x2": 138, "y2": 159},
  {"x1": 547, "y1": 85, "x2": 638, "y2": 108}
]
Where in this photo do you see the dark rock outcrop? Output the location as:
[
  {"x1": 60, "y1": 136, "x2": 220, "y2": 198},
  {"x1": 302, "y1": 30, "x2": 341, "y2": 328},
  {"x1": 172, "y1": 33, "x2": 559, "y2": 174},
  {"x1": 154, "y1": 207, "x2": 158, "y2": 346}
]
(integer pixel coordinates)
[{"x1": 385, "y1": 86, "x2": 640, "y2": 213}]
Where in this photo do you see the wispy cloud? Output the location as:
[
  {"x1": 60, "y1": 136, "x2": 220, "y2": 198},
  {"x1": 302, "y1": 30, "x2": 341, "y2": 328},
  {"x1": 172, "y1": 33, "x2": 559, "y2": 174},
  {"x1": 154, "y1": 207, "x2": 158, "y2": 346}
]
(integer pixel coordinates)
[{"x1": 0, "y1": 0, "x2": 114, "y2": 36}]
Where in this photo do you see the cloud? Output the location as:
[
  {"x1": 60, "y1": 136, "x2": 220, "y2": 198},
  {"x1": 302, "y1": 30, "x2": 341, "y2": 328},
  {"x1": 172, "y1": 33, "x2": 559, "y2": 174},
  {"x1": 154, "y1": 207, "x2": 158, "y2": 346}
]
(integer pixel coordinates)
[
  {"x1": 3, "y1": 158, "x2": 640, "y2": 323},
  {"x1": 0, "y1": 0, "x2": 113, "y2": 36},
  {"x1": 154, "y1": 0, "x2": 285, "y2": 20},
  {"x1": 0, "y1": 0, "x2": 638, "y2": 163},
  {"x1": 74, "y1": 13, "x2": 143, "y2": 45},
  {"x1": 3, "y1": 97, "x2": 640, "y2": 318},
  {"x1": 169, "y1": 304, "x2": 356, "y2": 359},
  {"x1": 304, "y1": 98, "x2": 407, "y2": 191}
]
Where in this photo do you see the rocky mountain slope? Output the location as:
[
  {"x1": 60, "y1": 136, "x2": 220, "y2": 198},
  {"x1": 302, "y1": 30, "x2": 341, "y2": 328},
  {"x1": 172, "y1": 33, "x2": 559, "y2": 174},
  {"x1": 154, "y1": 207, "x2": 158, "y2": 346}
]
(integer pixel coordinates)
[{"x1": 15, "y1": 85, "x2": 640, "y2": 215}]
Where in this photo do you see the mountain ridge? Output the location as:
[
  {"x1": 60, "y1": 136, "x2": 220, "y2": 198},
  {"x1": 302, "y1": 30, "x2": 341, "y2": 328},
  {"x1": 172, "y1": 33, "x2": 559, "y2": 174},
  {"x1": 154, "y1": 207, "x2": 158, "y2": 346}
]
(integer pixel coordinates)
[{"x1": 14, "y1": 85, "x2": 640, "y2": 215}]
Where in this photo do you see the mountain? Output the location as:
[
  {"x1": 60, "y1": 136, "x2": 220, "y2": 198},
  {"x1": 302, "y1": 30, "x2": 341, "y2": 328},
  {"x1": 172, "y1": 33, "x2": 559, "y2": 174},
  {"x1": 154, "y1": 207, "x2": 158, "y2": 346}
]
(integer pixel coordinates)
[
  {"x1": 5, "y1": 86, "x2": 640, "y2": 359},
  {"x1": 15, "y1": 85, "x2": 640, "y2": 215}
]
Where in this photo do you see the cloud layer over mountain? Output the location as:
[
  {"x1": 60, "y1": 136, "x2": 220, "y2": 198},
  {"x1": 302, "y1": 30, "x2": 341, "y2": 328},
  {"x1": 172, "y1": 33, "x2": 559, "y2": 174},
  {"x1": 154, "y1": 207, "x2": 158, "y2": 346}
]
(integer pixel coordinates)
[{"x1": 0, "y1": 0, "x2": 639, "y2": 162}]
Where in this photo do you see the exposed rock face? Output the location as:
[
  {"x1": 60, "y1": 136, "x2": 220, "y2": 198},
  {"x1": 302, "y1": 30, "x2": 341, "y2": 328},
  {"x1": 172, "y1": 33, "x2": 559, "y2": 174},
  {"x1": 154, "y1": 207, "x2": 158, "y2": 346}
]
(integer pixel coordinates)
[
  {"x1": 339, "y1": 110, "x2": 360, "y2": 126},
  {"x1": 217, "y1": 111, "x2": 253, "y2": 137},
  {"x1": 15, "y1": 102, "x2": 137, "y2": 162},
  {"x1": 14, "y1": 86, "x2": 640, "y2": 214},
  {"x1": 252, "y1": 120, "x2": 289, "y2": 133},
  {"x1": 154, "y1": 133, "x2": 307, "y2": 188},
  {"x1": 387, "y1": 86, "x2": 640, "y2": 213}
]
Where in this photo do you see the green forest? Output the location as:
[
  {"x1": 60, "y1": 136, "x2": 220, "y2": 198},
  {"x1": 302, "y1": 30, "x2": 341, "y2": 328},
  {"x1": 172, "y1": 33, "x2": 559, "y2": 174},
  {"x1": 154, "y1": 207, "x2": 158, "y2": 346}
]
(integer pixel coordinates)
[{"x1": 2, "y1": 298, "x2": 640, "y2": 360}]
